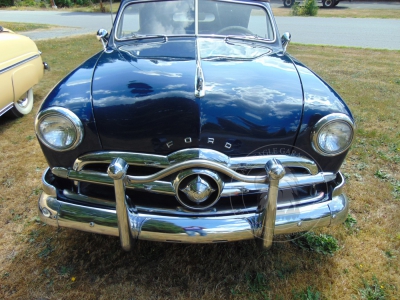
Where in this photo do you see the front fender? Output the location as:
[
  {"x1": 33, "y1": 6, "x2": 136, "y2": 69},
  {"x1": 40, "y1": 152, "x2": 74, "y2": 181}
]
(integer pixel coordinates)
[
  {"x1": 291, "y1": 56, "x2": 354, "y2": 173},
  {"x1": 37, "y1": 52, "x2": 104, "y2": 168}
]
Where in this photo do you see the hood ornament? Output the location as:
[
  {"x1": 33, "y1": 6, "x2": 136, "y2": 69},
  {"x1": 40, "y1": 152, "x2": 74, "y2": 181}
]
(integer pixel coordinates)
[{"x1": 181, "y1": 175, "x2": 215, "y2": 203}]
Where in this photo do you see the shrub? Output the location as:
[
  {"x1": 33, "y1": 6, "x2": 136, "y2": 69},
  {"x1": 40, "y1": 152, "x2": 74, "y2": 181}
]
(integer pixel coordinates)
[
  {"x1": 0, "y1": 0, "x2": 13, "y2": 7},
  {"x1": 291, "y1": 0, "x2": 318, "y2": 16},
  {"x1": 54, "y1": 0, "x2": 73, "y2": 7}
]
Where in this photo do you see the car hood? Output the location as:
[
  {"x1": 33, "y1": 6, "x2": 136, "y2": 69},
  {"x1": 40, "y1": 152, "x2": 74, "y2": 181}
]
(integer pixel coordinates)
[{"x1": 92, "y1": 38, "x2": 303, "y2": 155}]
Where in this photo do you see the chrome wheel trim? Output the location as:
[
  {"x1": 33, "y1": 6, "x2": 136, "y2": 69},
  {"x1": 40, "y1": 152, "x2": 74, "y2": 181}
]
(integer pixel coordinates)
[
  {"x1": 12, "y1": 88, "x2": 34, "y2": 116},
  {"x1": 17, "y1": 93, "x2": 29, "y2": 108}
]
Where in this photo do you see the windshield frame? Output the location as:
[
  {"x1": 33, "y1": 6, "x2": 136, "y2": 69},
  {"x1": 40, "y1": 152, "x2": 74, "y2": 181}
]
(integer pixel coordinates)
[{"x1": 113, "y1": 0, "x2": 277, "y2": 44}]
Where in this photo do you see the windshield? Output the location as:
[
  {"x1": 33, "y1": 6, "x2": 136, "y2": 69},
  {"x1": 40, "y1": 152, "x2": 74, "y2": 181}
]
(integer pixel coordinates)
[{"x1": 116, "y1": 0, "x2": 275, "y2": 41}]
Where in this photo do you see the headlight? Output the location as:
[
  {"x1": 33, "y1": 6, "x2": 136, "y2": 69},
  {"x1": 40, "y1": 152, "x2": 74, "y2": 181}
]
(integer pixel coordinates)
[
  {"x1": 35, "y1": 107, "x2": 83, "y2": 152},
  {"x1": 311, "y1": 113, "x2": 354, "y2": 156}
]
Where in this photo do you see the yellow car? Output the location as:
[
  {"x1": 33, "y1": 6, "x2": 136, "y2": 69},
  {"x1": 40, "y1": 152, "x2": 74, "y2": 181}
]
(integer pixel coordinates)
[{"x1": 0, "y1": 26, "x2": 48, "y2": 118}]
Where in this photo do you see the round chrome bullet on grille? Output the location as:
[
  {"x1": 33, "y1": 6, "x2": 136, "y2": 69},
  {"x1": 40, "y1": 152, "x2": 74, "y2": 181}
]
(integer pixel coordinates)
[{"x1": 174, "y1": 169, "x2": 223, "y2": 210}]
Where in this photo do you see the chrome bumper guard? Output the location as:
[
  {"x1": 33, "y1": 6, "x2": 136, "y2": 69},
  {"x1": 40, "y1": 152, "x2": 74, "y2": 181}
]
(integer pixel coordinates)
[{"x1": 39, "y1": 153, "x2": 348, "y2": 251}]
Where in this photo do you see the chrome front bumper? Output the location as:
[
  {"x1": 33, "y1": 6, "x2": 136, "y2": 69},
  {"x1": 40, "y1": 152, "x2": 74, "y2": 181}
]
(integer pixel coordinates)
[{"x1": 38, "y1": 152, "x2": 348, "y2": 251}]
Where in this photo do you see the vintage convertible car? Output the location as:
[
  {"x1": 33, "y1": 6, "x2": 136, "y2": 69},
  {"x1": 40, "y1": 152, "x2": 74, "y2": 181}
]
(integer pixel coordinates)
[
  {"x1": 35, "y1": 0, "x2": 354, "y2": 250},
  {"x1": 0, "y1": 26, "x2": 47, "y2": 118}
]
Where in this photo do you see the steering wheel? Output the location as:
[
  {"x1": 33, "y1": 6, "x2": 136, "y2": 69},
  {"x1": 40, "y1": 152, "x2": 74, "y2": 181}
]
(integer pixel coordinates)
[{"x1": 216, "y1": 26, "x2": 253, "y2": 36}]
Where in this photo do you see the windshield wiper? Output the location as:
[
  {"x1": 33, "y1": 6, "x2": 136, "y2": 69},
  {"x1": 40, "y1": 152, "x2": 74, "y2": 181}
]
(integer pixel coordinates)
[
  {"x1": 225, "y1": 36, "x2": 272, "y2": 48},
  {"x1": 121, "y1": 33, "x2": 168, "y2": 42}
]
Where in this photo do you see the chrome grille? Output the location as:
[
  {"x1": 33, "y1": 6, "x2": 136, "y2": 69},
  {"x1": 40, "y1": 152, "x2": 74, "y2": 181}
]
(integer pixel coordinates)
[{"x1": 51, "y1": 148, "x2": 335, "y2": 214}]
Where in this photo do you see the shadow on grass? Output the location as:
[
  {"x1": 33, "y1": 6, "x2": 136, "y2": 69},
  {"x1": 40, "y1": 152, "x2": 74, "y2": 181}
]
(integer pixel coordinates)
[{"x1": 1, "y1": 224, "x2": 333, "y2": 299}]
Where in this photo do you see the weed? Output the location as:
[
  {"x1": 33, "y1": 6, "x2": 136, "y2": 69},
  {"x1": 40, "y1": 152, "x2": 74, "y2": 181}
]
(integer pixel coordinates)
[
  {"x1": 38, "y1": 246, "x2": 53, "y2": 258},
  {"x1": 356, "y1": 163, "x2": 367, "y2": 170},
  {"x1": 359, "y1": 275, "x2": 386, "y2": 300},
  {"x1": 38, "y1": 238, "x2": 54, "y2": 258},
  {"x1": 32, "y1": 186, "x2": 42, "y2": 196},
  {"x1": 291, "y1": 232, "x2": 340, "y2": 256},
  {"x1": 2, "y1": 177, "x2": 14, "y2": 188},
  {"x1": 28, "y1": 229, "x2": 40, "y2": 243},
  {"x1": 293, "y1": 286, "x2": 321, "y2": 300},
  {"x1": 392, "y1": 181, "x2": 400, "y2": 199},
  {"x1": 384, "y1": 250, "x2": 396, "y2": 259},
  {"x1": 374, "y1": 170, "x2": 400, "y2": 199},
  {"x1": 59, "y1": 265, "x2": 73, "y2": 277},
  {"x1": 245, "y1": 272, "x2": 269, "y2": 294},
  {"x1": 374, "y1": 170, "x2": 390, "y2": 180},
  {"x1": 344, "y1": 214, "x2": 357, "y2": 231}
]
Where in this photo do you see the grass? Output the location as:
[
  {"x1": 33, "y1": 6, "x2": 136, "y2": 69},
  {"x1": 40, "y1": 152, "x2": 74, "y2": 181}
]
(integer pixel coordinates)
[
  {"x1": 272, "y1": 7, "x2": 400, "y2": 19},
  {"x1": 1, "y1": 2, "x2": 121, "y2": 13},
  {"x1": 0, "y1": 36, "x2": 400, "y2": 299},
  {"x1": 0, "y1": 21, "x2": 54, "y2": 32}
]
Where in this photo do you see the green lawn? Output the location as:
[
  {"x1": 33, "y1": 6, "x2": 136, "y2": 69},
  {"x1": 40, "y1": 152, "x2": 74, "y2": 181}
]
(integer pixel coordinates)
[{"x1": 0, "y1": 35, "x2": 399, "y2": 299}]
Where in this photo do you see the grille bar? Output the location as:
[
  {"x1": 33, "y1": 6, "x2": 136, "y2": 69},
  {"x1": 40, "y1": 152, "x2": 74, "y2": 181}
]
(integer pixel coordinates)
[
  {"x1": 73, "y1": 149, "x2": 318, "y2": 175},
  {"x1": 53, "y1": 165, "x2": 334, "y2": 198}
]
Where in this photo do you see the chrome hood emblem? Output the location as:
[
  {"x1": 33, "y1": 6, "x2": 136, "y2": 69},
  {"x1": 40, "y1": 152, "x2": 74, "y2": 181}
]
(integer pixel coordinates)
[
  {"x1": 181, "y1": 175, "x2": 215, "y2": 203},
  {"x1": 174, "y1": 169, "x2": 223, "y2": 210}
]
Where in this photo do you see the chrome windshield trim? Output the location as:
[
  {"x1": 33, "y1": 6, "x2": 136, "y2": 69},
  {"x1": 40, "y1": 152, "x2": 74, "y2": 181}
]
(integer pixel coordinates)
[
  {"x1": 73, "y1": 149, "x2": 318, "y2": 175},
  {"x1": 113, "y1": 0, "x2": 276, "y2": 44}
]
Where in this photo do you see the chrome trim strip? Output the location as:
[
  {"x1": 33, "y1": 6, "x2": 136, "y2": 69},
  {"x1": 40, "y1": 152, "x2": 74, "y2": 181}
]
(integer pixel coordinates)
[
  {"x1": 230, "y1": 155, "x2": 318, "y2": 175},
  {"x1": 0, "y1": 53, "x2": 41, "y2": 75},
  {"x1": 42, "y1": 167, "x2": 57, "y2": 197},
  {"x1": 126, "y1": 159, "x2": 269, "y2": 183},
  {"x1": 73, "y1": 149, "x2": 318, "y2": 175},
  {"x1": 57, "y1": 165, "x2": 331, "y2": 188},
  {"x1": 52, "y1": 166, "x2": 333, "y2": 198},
  {"x1": 61, "y1": 189, "x2": 326, "y2": 214},
  {"x1": 39, "y1": 193, "x2": 118, "y2": 237},
  {"x1": 38, "y1": 191, "x2": 348, "y2": 243},
  {"x1": 0, "y1": 103, "x2": 13, "y2": 117},
  {"x1": 332, "y1": 172, "x2": 345, "y2": 197}
]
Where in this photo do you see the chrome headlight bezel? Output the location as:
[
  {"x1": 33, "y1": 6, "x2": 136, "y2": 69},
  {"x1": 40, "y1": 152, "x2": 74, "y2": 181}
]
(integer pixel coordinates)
[
  {"x1": 311, "y1": 113, "x2": 354, "y2": 157},
  {"x1": 35, "y1": 107, "x2": 84, "y2": 152}
]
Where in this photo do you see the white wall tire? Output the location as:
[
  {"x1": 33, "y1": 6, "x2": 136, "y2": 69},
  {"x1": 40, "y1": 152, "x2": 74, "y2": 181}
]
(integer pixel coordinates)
[
  {"x1": 323, "y1": 0, "x2": 335, "y2": 8},
  {"x1": 283, "y1": 0, "x2": 294, "y2": 8},
  {"x1": 10, "y1": 88, "x2": 34, "y2": 118}
]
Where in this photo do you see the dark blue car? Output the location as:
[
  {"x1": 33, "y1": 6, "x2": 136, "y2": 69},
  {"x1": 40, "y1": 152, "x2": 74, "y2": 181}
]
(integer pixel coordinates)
[{"x1": 35, "y1": 0, "x2": 354, "y2": 250}]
